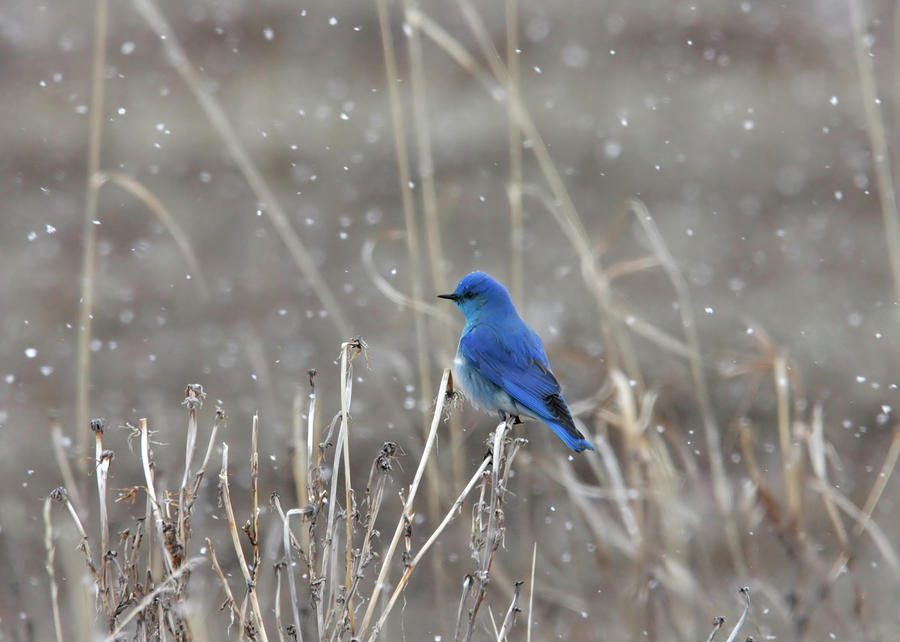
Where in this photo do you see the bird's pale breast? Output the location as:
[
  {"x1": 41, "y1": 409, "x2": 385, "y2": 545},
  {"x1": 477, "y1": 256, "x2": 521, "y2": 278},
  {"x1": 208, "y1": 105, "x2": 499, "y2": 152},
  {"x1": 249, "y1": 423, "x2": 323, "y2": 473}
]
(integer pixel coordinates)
[{"x1": 454, "y1": 351, "x2": 533, "y2": 419}]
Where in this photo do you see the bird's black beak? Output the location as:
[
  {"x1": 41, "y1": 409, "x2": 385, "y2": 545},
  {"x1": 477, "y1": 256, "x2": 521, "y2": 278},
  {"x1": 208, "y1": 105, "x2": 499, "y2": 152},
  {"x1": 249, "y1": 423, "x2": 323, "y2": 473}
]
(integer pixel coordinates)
[{"x1": 437, "y1": 293, "x2": 459, "y2": 301}]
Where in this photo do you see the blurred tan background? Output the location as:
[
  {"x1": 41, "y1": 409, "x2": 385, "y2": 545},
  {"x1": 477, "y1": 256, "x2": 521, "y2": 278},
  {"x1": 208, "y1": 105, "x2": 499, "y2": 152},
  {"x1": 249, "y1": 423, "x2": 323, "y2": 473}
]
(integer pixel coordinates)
[{"x1": 2, "y1": 0, "x2": 899, "y2": 639}]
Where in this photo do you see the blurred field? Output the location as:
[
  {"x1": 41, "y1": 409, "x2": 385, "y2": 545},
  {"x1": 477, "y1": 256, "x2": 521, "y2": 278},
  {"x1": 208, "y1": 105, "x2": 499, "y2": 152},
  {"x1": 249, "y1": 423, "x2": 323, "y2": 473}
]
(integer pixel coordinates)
[{"x1": 2, "y1": 0, "x2": 900, "y2": 639}]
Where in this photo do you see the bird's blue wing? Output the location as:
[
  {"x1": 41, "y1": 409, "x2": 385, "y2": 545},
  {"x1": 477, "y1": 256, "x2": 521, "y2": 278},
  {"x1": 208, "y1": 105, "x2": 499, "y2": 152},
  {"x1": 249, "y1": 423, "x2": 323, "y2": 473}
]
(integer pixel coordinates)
[{"x1": 460, "y1": 324, "x2": 594, "y2": 451}]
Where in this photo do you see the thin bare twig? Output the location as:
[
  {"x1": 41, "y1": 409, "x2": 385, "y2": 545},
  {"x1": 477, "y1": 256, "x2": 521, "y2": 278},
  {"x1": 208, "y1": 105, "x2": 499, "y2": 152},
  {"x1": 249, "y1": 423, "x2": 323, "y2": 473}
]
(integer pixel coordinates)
[
  {"x1": 219, "y1": 443, "x2": 270, "y2": 642},
  {"x1": 43, "y1": 496, "x2": 64, "y2": 642}
]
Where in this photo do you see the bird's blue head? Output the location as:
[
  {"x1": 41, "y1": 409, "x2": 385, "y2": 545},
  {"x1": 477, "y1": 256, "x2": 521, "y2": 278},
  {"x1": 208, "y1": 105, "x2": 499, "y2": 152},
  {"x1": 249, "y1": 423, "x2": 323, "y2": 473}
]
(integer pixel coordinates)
[{"x1": 437, "y1": 271, "x2": 516, "y2": 322}]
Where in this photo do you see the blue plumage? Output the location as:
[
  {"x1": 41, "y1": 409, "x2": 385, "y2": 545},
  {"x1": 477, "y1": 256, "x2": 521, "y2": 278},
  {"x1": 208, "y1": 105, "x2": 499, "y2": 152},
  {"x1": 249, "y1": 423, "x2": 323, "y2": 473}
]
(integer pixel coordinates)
[{"x1": 438, "y1": 271, "x2": 594, "y2": 452}]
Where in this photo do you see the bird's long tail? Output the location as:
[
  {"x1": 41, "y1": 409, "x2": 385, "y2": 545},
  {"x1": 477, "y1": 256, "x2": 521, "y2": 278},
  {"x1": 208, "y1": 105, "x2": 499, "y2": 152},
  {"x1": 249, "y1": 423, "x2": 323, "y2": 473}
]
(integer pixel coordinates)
[{"x1": 546, "y1": 419, "x2": 595, "y2": 452}]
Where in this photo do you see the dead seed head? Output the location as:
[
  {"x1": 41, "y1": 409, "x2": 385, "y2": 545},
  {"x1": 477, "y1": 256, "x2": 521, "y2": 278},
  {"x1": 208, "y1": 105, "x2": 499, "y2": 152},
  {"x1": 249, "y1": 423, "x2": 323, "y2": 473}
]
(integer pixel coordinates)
[
  {"x1": 50, "y1": 487, "x2": 68, "y2": 502},
  {"x1": 182, "y1": 383, "x2": 207, "y2": 410},
  {"x1": 376, "y1": 441, "x2": 398, "y2": 471},
  {"x1": 90, "y1": 418, "x2": 106, "y2": 434}
]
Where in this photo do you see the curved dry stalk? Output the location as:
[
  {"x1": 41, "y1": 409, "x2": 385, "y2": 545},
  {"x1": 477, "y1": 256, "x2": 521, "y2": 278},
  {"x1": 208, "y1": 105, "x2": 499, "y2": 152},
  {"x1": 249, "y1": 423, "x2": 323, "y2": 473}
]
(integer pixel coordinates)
[
  {"x1": 723, "y1": 587, "x2": 751, "y2": 642},
  {"x1": 94, "y1": 172, "x2": 210, "y2": 300},
  {"x1": 130, "y1": 0, "x2": 351, "y2": 338},
  {"x1": 361, "y1": 233, "x2": 455, "y2": 325}
]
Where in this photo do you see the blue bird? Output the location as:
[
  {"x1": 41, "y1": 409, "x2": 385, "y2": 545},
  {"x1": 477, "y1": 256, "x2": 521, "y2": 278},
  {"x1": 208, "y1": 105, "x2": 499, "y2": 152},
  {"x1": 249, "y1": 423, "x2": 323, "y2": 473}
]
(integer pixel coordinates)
[{"x1": 438, "y1": 271, "x2": 594, "y2": 452}]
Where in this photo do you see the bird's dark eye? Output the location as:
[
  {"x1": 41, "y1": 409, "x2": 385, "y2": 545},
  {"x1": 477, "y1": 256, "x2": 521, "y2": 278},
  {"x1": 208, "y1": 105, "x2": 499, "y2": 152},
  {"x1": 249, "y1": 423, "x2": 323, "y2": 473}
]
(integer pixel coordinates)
[{"x1": 464, "y1": 292, "x2": 475, "y2": 299}]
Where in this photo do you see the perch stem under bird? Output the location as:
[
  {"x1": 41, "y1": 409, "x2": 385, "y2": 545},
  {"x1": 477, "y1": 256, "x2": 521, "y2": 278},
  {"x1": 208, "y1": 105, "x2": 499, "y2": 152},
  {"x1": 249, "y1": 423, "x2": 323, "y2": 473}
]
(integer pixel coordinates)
[{"x1": 438, "y1": 271, "x2": 594, "y2": 452}]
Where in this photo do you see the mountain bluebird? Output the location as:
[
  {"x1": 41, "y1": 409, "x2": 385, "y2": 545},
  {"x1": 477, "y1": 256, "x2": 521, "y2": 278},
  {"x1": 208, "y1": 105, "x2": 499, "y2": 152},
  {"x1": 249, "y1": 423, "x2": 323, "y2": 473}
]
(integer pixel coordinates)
[{"x1": 438, "y1": 271, "x2": 594, "y2": 452}]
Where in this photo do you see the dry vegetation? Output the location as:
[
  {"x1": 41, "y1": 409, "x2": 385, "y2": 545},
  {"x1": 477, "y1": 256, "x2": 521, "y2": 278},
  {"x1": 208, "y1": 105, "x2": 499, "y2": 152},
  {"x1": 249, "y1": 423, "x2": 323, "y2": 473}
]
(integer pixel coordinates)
[{"x1": 26, "y1": 0, "x2": 900, "y2": 640}]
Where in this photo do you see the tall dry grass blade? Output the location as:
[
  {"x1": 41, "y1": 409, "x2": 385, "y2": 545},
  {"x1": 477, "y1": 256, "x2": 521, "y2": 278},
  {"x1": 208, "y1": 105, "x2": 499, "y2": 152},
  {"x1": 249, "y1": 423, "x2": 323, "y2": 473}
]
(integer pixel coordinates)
[
  {"x1": 292, "y1": 376, "x2": 312, "y2": 509},
  {"x1": 373, "y1": 0, "x2": 442, "y2": 539},
  {"x1": 43, "y1": 496, "x2": 64, "y2": 642},
  {"x1": 401, "y1": 0, "x2": 446, "y2": 297},
  {"x1": 626, "y1": 199, "x2": 744, "y2": 570},
  {"x1": 130, "y1": 0, "x2": 351, "y2": 337},
  {"x1": 249, "y1": 413, "x2": 262, "y2": 586},
  {"x1": 281, "y1": 508, "x2": 308, "y2": 642},
  {"x1": 76, "y1": 0, "x2": 109, "y2": 473},
  {"x1": 846, "y1": 0, "x2": 900, "y2": 303},
  {"x1": 94, "y1": 172, "x2": 210, "y2": 300},
  {"x1": 179, "y1": 384, "x2": 204, "y2": 549},
  {"x1": 190, "y1": 406, "x2": 225, "y2": 499},
  {"x1": 773, "y1": 356, "x2": 800, "y2": 526},
  {"x1": 338, "y1": 341, "x2": 356, "y2": 633},
  {"x1": 526, "y1": 542, "x2": 535, "y2": 642},
  {"x1": 274, "y1": 561, "x2": 286, "y2": 642},
  {"x1": 359, "y1": 368, "x2": 451, "y2": 636},
  {"x1": 140, "y1": 418, "x2": 175, "y2": 576},
  {"x1": 218, "y1": 443, "x2": 270, "y2": 642},
  {"x1": 505, "y1": 0, "x2": 524, "y2": 304},
  {"x1": 92, "y1": 420, "x2": 112, "y2": 621}
]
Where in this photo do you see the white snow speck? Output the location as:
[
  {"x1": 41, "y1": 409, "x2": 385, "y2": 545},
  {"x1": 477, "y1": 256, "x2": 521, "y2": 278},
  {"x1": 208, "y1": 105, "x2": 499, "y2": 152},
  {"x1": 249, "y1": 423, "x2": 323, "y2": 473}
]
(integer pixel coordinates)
[
  {"x1": 263, "y1": 27, "x2": 274, "y2": 40},
  {"x1": 24, "y1": 348, "x2": 37, "y2": 359},
  {"x1": 830, "y1": 95, "x2": 839, "y2": 105},
  {"x1": 121, "y1": 41, "x2": 135, "y2": 55}
]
